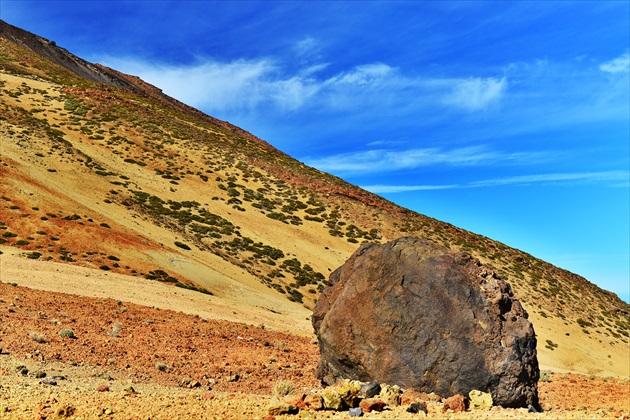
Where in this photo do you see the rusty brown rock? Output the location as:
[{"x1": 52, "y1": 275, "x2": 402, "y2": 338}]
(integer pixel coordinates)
[
  {"x1": 400, "y1": 389, "x2": 427, "y2": 405},
  {"x1": 283, "y1": 393, "x2": 307, "y2": 410},
  {"x1": 312, "y1": 237, "x2": 540, "y2": 409},
  {"x1": 442, "y1": 394, "x2": 468, "y2": 413},
  {"x1": 304, "y1": 394, "x2": 324, "y2": 411},
  {"x1": 359, "y1": 398, "x2": 387, "y2": 413}
]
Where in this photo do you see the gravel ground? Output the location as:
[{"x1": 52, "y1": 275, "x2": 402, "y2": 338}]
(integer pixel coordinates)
[{"x1": 1, "y1": 283, "x2": 628, "y2": 419}]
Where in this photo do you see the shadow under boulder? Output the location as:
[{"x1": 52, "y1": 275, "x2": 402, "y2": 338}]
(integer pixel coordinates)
[{"x1": 312, "y1": 237, "x2": 539, "y2": 409}]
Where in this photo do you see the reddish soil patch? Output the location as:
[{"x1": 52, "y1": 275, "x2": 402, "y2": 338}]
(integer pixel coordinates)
[
  {"x1": 0, "y1": 283, "x2": 320, "y2": 395},
  {"x1": 539, "y1": 372, "x2": 630, "y2": 415}
]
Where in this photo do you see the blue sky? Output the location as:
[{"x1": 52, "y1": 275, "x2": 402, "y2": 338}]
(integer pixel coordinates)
[{"x1": 2, "y1": 1, "x2": 629, "y2": 302}]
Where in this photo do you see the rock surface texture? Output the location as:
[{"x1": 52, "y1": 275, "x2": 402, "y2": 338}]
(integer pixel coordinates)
[{"x1": 312, "y1": 237, "x2": 540, "y2": 408}]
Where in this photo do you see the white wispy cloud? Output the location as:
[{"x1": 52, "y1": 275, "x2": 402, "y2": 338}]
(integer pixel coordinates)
[
  {"x1": 294, "y1": 36, "x2": 322, "y2": 60},
  {"x1": 362, "y1": 184, "x2": 458, "y2": 193},
  {"x1": 362, "y1": 170, "x2": 629, "y2": 193},
  {"x1": 304, "y1": 146, "x2": 550, "y2": 175},
  {"x1": 442, "y1": 77, "x2": 507, "y2": 110},
  {"x1": 99, "y1": 56, "x2": 507, "y2": 115},
  {"x1": 468, "y1": 170, "x2": 629, "y2": 187},
  {"x1": 600, "y1": 52, "x2": 630, "y2": 74}
]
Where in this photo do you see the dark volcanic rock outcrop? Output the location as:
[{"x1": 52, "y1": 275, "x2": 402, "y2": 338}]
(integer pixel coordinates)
[{"x1": 312, "y1": 237, "x2": 539, "y2": 408}]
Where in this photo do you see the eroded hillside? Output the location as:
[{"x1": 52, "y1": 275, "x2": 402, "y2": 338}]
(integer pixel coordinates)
[{"x1": 1, "y1": 23, "x2": 628, "y2": 377}]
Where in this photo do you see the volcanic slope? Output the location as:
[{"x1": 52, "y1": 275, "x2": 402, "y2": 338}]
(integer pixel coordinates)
[{"x1": 0, "y1": 20, "x2": 628, "y2": 377}]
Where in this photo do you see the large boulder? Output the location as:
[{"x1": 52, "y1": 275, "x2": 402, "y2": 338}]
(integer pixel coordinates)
[{"x1": 312, "y1": 237, "x2": 539, "y2": 408}]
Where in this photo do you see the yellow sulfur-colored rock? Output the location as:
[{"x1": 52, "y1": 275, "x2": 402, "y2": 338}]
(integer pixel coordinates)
[
  {"x1": 267, "y1": 400, "x2": 299, "y2": 416},
  {"x1": 469, "y1": 390, "x2": 493, "y2": 410},
  {"x1": 321, "y1": 387, "x2": 344, "y2": 411},
  {"x1": 336, "y1": 380, "x2": 362, "y2": 407},
  {"x1": 378, "y1": 383, "x2": 402, "y2": 407}
]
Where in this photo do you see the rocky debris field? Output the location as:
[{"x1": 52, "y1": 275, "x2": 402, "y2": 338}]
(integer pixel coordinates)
[{"x1": 1, "y1": 282, "x2": 629, "y2": 419}]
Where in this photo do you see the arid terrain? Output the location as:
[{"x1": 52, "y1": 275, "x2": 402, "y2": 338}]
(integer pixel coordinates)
[
  {"x1": 1, "y1": 20, "x2": 629, "y2": 418},
  {"x1": 1, "y1": 269, "x2": 629, "y2": 419}
]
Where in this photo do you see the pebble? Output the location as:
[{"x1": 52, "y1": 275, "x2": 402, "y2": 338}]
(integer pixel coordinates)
[{"x1": 349, "y1": 406, "x2": 363, "y2": 417}]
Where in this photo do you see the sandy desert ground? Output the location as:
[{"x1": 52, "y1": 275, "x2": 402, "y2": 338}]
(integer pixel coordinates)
[{"x1": 1, "y1": 251, "x2": 629, "y2": 419}]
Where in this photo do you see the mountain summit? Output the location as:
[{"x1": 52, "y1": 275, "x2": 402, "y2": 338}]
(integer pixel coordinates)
[{"x1": 1, "y1": 20, "x2": 628, "y2": 377}]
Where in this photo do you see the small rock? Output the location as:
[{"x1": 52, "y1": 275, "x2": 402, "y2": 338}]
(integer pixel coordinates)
[
  {"x1": 359, "y1": 398, "x2": 387, "y2": 413},
  {"x1": 18, "y1": 367, "x2": 28, "y2": 376},
  {"x1": 360, "y1": 380, "x2": 381, "y2": 398},
  {"x1": 96, "y1": 385, "x2": 110, "y2": 392},
  {"x1": 321, "y1": 388, "x2": 344, "y2": 411},
  {"x1": 401, "y1": 389, "x2": 426, "y2": 405},
  {"x1": 124, "y1": 386, "x2": 137, "y2": 394},
  {"x1": 469, "y1": 390, "x2": 493, "y2": 410},
  {"x1": 189, "y1": 381, "x2": 202, "y2": 388},
  {"x1": 226, "y1": 374, "x2": 240, "y2": 382},
  {"x1": 283, "y1": 394, "x2": 306, "y2": 410},
  {"x1": 349, "y1": 407, "x2": 363, "y2": 417},
  {"x1": 201, "y1": 392, "x2": 215, "y2": 400},
  {"x1": 267, "y1": 401, "x2": 299, "y2": 416},
  {"x1": 262, "y1": 416, "x2": 275, "y2": 420},
  {"x1": 337, "y1": 380, "x2": 361, "y2": 407},
  {"x1": 425, "y1": 392, "x2": 442, "y2": 402},
  {"x1": 41, "y1": 378, "x2": 57, "y2": 386},
  {"x1": 406, "y1": 401, "x2": 428, "y2": 414},
  {"x1": 33, "y1": 371, "x2": 47, "y2": 378},
  {"x1": 378, "y1": 384, "x2": 401, "y2": 407},
  {"x1": 56, "y1": 405, "x2": 75, "y2": 417},
  {"x1": 442, "y1": 394, "x2": 468, "y2": 413},
  {"x1": 528, "y1": 404, "x2": 538, "y2": 413},
  {"x1": 304, "y1": 394, "x2": 324, "y2": 411}
]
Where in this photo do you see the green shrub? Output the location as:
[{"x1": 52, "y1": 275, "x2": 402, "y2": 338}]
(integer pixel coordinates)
[
  {"x1": 59, "y1": 328, "x2": 76, "y2": 339},
  {"x1": 174, "y1": 241, "x2": 191, "y2": 250}
]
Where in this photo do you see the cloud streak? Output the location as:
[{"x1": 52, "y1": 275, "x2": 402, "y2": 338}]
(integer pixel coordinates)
[
  {"x1": 363, "y1": 170, "x2": 629, "y2": 193},
  {"x1": 100, "y1": 56, "x2": 507, "y2": 115},
  {"x1": 304, "y1": 146, "x2": 551, "y2": 175},
  {"x1": 443, "y1": 77, "x2": 507, "y2": 110}
]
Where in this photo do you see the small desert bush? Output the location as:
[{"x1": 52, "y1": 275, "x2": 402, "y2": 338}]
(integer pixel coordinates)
[
  {"x1": 156, "y1": 362, "x2": 168, "y2": 372},
  {"x1": 273, "y1": 380, "x2": 294, "y2": 398},
  {"x1": 59, "y1": 328, "x2": 76, "y2": 338},
  {"x1": 174, "y1": 241, "x2": 191, "y2": 250},
  {"x1": 29, "y1": 332, "x2": 47, "y2": 343},
  {"x1": 108, "y1": 322, "x2": 123, "y2": 337}
]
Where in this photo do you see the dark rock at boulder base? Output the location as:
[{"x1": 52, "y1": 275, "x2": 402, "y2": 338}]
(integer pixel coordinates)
[
  {"x1": 312, "y1": 237, "x2": 539, "y2": 409},
  {"x1": 360, "y1": 380, "x2": 381, "y2": 398}
]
